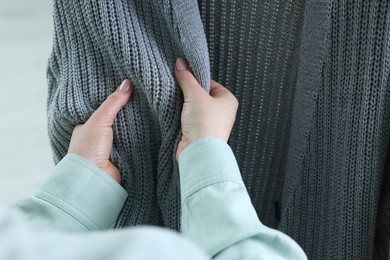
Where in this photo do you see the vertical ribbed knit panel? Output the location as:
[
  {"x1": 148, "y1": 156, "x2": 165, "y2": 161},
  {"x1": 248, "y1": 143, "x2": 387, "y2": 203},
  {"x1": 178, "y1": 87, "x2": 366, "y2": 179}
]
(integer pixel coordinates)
[
  {"x1": 198, "y1": 0, "x2": 306, "y2": 228},
  {"x1": 47, "y1": 0, "x2": 210, "y2": 230},
  {"x1": 279, "y1": 1, "x2": 390, "y2": 259}
]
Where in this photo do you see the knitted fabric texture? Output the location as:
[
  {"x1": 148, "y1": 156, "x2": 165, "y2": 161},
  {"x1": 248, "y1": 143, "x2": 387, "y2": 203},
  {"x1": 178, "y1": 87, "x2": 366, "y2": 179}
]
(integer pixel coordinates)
[{"x1": 46, "y1": 0, "x2": 390, "y2": 259}]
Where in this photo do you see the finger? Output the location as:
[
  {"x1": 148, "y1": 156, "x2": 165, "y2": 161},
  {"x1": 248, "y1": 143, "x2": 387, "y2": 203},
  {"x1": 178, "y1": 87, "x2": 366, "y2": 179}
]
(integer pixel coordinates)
[
  {"x1": 89, "y1": 79, "x2": 133, "y2": 127},
  {"x1": 209, "y1": 79, "x2": 230, "y2": 98},
  {"x1": 210, "y1": 79, "x2": 239, "y2": 107},
  {"x1": 174, "y1": 58, "x2": 204, "y2": 100},
  {"x1": 73, "y1": 124, "x2": 83, "y2": 131}
]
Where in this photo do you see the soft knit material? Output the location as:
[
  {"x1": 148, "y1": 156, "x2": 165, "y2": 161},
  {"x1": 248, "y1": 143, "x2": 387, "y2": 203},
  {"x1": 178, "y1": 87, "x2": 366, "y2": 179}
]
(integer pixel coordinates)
[{"x1": 46, "y1": 0, "x2": 390, "y2": 259}]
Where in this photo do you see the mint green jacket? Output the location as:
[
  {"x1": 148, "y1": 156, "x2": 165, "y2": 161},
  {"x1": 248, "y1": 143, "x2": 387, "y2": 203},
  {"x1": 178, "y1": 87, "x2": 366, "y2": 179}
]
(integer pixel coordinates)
[{"x1": 0, "y1": 137, "x2": 307, "y2": 259}]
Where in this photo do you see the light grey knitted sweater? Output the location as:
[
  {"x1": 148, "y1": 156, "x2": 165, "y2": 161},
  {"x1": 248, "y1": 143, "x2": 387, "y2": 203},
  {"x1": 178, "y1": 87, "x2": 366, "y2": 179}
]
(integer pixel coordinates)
[{"x1": 46, "y1": 0, "x2": 390, "y2": 259}]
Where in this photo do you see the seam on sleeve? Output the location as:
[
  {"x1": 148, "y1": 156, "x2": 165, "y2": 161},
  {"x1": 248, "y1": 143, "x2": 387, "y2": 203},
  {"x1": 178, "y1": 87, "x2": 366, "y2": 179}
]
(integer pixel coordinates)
[
  {"x1": 182, "y1": 177, "x2": 244, "y2": 206},
  {"x1": 34, "y1": 191, "x2": 99, "y2": 230}
]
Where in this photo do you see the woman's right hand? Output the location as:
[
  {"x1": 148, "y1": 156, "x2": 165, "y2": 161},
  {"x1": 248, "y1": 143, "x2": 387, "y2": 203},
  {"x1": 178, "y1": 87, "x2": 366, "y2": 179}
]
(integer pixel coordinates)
[{"x1": 174, "y1": 58, "x2": 239, "y2": 161}]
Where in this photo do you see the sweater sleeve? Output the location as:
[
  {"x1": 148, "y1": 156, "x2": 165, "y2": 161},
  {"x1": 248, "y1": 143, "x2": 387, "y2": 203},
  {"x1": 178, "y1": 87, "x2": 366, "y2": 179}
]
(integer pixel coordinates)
[
  {"x1": 178, "y1": 137, "x2": 307, "y2": 259},
  {"x1": 12, "y1": 154, "x2": 128, "y2": 232}
]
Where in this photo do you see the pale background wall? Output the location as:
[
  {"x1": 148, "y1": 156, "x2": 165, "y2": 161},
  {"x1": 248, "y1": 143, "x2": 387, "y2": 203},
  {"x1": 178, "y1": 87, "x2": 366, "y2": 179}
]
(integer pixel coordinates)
[{"x1": 0, "y1": 0, "x2": 54, "y2": 204}]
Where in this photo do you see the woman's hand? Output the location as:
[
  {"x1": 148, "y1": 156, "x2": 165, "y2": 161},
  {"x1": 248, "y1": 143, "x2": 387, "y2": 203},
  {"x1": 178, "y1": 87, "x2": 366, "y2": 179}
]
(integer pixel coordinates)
[
  {"x1": 68, "y1": 79, "x2": 133, "y2": 183},
  {"x1": 174, "y1": 58, "x2": 239, "y2": 161}
]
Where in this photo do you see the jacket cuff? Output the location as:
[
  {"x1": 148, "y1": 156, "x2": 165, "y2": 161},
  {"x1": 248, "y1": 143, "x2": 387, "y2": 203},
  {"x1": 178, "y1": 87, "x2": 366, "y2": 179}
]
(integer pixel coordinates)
[
  {"x1": 34, "y1": 154, "x2": 128, "y2": 230},
  {"x1": 178, "y1": 137, "x2": 243, "y2": 201}
]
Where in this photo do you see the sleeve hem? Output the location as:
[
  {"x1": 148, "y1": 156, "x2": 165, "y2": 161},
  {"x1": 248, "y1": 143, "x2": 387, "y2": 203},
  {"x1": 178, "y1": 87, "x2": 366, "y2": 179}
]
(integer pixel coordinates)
[{"x1": 35, "y1": 154, "x2": 128, "y2": 230}]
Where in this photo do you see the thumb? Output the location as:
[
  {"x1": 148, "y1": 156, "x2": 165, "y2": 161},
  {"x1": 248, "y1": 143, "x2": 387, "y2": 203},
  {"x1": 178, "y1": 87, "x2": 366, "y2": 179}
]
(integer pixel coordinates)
[
  {"x1": 89, "y1": 79, "x2": 133, "y2": 127},
  {"x1": 209, "y1": 79, "x2": 239, "y2": 108},
  {"x1": 209, "y1": 79, "x2": 231, "y2": 98},
  {"x1": 174, "y1": 58, "x2": 204, "y2": 100}
]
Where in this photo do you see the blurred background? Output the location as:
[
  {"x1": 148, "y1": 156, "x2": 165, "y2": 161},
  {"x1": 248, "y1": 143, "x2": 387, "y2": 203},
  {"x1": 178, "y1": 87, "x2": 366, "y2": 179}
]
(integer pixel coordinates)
[{"x1": 0, "y1": 0, "x2": 54, "y2": 204}]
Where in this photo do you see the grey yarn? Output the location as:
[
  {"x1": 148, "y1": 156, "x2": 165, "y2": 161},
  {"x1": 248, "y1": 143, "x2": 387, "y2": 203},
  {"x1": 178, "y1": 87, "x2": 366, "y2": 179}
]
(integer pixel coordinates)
[{"x1": 46, "y1": 0, "x2": 390, "y2": 259}]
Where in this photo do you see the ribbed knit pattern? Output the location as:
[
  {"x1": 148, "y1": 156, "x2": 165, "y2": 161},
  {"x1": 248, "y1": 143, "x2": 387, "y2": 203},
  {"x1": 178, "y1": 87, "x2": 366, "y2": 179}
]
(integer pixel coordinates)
[
  {"x1": 198, "y1": 0, "x2": 306, "y2": 229},
  {"x1": 278, "y1": 1, "x2": 390, "y2": 259},
  {"x1": 46, "y1": 0, "x2": 390, "y2": 259},
  {"x1": 47, "y1": 0, "x2": 210, "y2": 230}
]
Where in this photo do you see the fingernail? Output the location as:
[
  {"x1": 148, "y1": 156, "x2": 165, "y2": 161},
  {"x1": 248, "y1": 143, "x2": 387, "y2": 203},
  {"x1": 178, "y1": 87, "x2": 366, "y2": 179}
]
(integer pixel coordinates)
[
  {"x1": 176, "y1": 58, "x2": 188, "y2": 71},
  {"x1": 118, "y1": 79, "x2": 131, "y2": 93}
]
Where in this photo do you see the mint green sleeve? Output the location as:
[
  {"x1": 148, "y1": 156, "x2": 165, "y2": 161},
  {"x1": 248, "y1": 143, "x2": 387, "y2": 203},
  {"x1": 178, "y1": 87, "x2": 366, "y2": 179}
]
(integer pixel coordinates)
[
  {"x1": 0, "y1": 206, "x2": 210, "y2": 260},
  {"x1": 12, "y1": 154, "x2": 128, "y2": 232},
  {"x1": 178, "y1": 137, "x2": 308, "y2": 260},
  {"x1": 0, "y1": 154, "x2": 210, "y2": 260}
]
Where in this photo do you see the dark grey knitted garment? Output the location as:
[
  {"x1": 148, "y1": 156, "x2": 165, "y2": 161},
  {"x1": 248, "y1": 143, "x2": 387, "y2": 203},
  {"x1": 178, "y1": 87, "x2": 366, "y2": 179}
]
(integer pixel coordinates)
[{"x1": 46, "y1": 0, "x2": 390, "y2": 259}]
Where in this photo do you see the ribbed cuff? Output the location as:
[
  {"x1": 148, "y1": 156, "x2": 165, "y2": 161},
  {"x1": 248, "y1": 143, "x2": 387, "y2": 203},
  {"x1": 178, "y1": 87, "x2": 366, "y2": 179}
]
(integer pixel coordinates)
[
  {"x1": 34, "y1": 154, "x2": 128, "y2": 230},
  {"x1": 178, "y1": 137, "x2": 243, "y2": 202}
]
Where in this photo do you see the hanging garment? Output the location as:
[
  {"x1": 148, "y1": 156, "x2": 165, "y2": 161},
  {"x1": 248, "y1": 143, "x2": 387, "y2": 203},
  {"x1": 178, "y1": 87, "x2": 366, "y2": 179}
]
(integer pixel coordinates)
[{"x1": 46, "y1": 0, "x2": 390, "y2": 259}]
